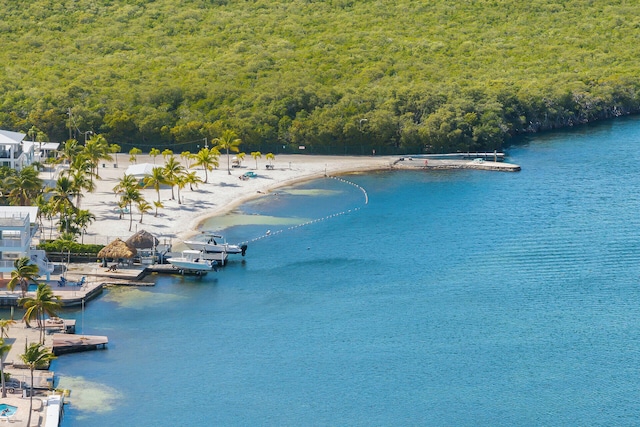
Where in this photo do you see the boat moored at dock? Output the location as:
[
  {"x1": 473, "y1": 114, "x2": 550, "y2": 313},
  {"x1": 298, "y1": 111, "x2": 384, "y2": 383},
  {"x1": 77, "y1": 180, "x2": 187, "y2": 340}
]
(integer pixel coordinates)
[
  {"x1": 184, "y1": 233, "x2": 248, "y2": 256},
  {"x1": 167, "y1": 250, "x2": 218, "y2": 273}
]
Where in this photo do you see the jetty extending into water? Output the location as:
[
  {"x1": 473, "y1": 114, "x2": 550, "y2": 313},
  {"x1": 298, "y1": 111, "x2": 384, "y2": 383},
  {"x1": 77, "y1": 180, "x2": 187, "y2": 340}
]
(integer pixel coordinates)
[
  {"x1": 414, "y1": 152, "x2": 506, "y2": 161},
  {"x1": 393, "y1": 156, "x2": 521, "y2": 172},
  {"x1": 51, "y1": 333, "x2": 108, "y2": 355}
]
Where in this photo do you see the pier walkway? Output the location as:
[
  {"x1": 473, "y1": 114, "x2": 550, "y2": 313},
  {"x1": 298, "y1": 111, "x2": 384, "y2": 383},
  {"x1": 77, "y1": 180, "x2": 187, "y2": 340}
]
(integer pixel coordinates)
[{"x1": 393, "y1": 157, "x2": 521, "y2": 172}]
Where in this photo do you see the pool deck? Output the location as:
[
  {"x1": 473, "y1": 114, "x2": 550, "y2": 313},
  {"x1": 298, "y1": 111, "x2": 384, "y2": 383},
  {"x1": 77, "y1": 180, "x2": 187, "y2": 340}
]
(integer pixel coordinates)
[
  {"x1": 0, "y1": 320, "x2": 64, "y2": 426},
  {"x1": 0, "y1": 393, "x2": 63, "y2": 426}
]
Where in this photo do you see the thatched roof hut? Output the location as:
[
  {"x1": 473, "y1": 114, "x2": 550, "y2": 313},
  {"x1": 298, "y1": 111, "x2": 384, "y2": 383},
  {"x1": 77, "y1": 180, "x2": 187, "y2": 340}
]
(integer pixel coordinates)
[
  {"x1": 126, "y1": 230, "x2": 159, "y2": 250},
  {"x1": 97, "y1": 238, "x2": 137, "y2": 259}
]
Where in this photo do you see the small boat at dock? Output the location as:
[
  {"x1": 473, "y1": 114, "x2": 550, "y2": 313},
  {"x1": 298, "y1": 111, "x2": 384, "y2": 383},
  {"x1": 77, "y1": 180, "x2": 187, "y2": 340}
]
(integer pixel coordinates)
[
  {"x1": 184, "y1": 233, "x2": 248, "y2": 256},
  {"x1": 167, "y1": 250, "x2": 217, "y2": 273}
]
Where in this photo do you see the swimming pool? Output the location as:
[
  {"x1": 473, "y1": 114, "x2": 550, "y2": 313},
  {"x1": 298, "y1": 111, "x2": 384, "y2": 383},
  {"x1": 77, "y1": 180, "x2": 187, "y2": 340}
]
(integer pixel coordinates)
[{"x1": 0, "y1": 403, "x2": 17, "y2": 417}]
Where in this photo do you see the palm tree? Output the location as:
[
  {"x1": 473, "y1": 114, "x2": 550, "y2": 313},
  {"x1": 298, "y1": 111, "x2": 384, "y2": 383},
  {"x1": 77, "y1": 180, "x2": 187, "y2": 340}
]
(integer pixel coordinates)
[
  {"x1": 0, "y1": 319, "x2": 16, "y2": 338},
  {"x1": 214, "y1": 129, "x2": 242, "y2": 175},
  {"x1": 113, "y1": 174, "x2": 144, "y2": 231},
  {"x1": 30, "y1": 161, "x2": 44, "y2": 172},
  {"x1": 109, "y1": 143, "x2": 121, "y2": 167},
  {"x1": 129, "y1": 147, "x2": 142, "y2": 164},
  {"x1": 163, "y1": 156, "x2": 184, "y2": 200},
  {"x1": 251, "y1": 151, "x2": 262, "y2": 169},
  {"x1": 0, "y1": 166, "x2": 14, "y2": 202},
  {"x1": 35, "y1": 131, "x2": 48, "y2": 149},
  {"x1": 192, "y1": 148, "x2": 219, "y2": 183},
  {"x1": 35, "y1": 195, "x2": 55, "y2": 240},
  {"x1": 83, "y1": 134, "x2": 113, "y2": 182},
  {"x1": 55, "y1": 232, "x2": 76, "y2": 276},
  {"x1": 266, "y1": 152, "x2": 275, "y2": 166},
  {"x1": 153, "y1": 200, "x2": 164, "y2": 217},
  {"x1": 48, "y1": 176, "x2": 77, "y2": 234},
  {"x1": 184, "y1": 170, "x2": 203, "y2": 191},
  {"x1": 56, "y1": 139, "x2": 82, "y2": 165},
  {"x1": 175, "y1": 175, "x2": 187, "y2": 204},
  {"x1": 113, "y1": 174, "x2": 139, "y2": 194},
  {"x1": 27, "y1": 126, "x2": 39, "y2": 142},
  {"x1": 5, "y1": 166, "x2": 43, "y2": 206},
  {"x1": 142, "y1": 167, "x2": 168, "y2": 203},
  {"x1": 236, "y1": 152, "x2": 246, "y2": 166},
  {"x1": 162, "y1": 149, "x2": 173, "y2": 159},
  {"x1": 0, "y1": 339, "x2": 11, "y2": 398},
  {"x1": 19, "y1": 284, "x2": 61, "y2": 345},
  {"x1": 73, "y1": 209, "x2": 96, "y2": 244},
  {"x1": 150, "y1": 148, "x2": 160, "y2": 164},
  {"x1": 7, "y1": 257, "x2": 39, "y2": 298},
  {"x1": 20, "y1": 343, "x2": 56, "y2": 427},
  {"x1": 180, "y1": 151, "x2": 192, "y2": 168},
  {"x1": 64, "y1": 158, "x2": 95, "y2": 208},
  {"x1": 136, "y1": 199, "x2": 152, "y2": 223}
]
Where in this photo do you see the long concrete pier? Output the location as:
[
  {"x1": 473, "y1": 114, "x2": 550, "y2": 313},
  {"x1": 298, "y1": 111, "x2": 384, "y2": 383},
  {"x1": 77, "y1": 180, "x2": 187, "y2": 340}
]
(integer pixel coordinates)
[{"x1": 393, "y1": 157, "x2": 521, "y2": 172}]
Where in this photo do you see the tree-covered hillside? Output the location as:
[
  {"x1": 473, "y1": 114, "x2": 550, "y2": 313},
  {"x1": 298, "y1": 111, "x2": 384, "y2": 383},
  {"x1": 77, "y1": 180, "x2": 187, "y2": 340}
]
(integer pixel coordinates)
[{"x1": 2, "y1": 0, "x2": 639, "y2": 154}]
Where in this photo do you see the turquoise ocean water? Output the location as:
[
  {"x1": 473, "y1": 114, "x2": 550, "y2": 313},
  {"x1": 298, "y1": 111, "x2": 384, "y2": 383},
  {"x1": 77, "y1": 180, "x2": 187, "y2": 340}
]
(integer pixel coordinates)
[{"x1": 42, "y1": 117, "x2": 640, "y2": 425}]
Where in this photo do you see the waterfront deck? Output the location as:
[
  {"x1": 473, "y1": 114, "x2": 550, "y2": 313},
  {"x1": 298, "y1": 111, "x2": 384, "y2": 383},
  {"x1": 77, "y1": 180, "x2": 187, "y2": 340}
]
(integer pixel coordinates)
[
  {"x1": 0, "y1": 393, "x2": 64, "y2": 427},
  {"x1": 51, "y1": 333, "x2": 108, "y2": 355}
]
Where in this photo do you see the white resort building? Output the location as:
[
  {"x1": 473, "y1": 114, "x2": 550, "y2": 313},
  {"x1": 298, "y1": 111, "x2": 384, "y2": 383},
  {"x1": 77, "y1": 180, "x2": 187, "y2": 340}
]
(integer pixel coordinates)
[
  {"x1": 0, "y1": 129, "x2": 57, "y2": 280},
  {"x1": 0, "y1": 129, "x2": 34, "y2": 170},
  {"x1": 0, "y1": 206, "x2": 53, "y2": 280}
]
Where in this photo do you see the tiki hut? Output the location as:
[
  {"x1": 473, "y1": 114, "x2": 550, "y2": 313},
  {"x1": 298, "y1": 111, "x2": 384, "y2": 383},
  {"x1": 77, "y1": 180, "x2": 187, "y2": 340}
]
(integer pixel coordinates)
[
  {"x1": 126, "y1": 230, "x2": 160, "y2": 264},
  {"x1": 97, "y1": 238, "x2": 137, "y2": 267},
  {"x1": 126, "y1": 230, "x2": 159, "y2": 250}
]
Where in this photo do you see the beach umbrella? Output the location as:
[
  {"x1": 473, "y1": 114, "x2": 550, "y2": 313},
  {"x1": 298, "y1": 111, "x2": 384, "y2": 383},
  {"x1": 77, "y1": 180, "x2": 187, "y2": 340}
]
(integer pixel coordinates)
[
  {"x1": 97, "y1": 238, "x2": 137, "y2": 260},
  {"x1": 125, "y1": 230, "x2": 159, "y2": 250}
]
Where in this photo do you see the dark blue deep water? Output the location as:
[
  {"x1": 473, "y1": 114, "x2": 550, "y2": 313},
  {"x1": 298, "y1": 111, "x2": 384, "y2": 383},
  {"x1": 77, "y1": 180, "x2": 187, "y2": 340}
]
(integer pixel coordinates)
[{"x1": 57, "y1": 117, "x2": 640, "y2": 426}]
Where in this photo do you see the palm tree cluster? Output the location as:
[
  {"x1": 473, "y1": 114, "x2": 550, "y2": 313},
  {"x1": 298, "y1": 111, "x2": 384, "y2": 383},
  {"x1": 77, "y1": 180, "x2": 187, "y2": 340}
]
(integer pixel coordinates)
[
  {"x1": 113, "y1": 174, "x2": 143, "y2": 232},
  {"x1": 0, "y1": 134, "x2": 114, "y2": 247},
  {"x1": 0, "y1": 165, "x2": 43, "y2": 206},
  {"x1": 41, "y1": 135, "x2": 115, "y2": 241},
  {"x1": 19, "y1": 283, "x2": 61, "y2": 345},
  {"x1": 0, "y1": 130, "x2": 244, "y2": 250},
  {"x1": 114, "y1": 151, "x2": 208, "y2": 230}
]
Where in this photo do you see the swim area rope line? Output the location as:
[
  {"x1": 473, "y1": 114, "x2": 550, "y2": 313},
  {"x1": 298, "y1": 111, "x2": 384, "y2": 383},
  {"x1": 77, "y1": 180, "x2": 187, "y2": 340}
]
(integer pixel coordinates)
[{"x1": 238, "y1": 176, "x2": 369, "y2": 245}]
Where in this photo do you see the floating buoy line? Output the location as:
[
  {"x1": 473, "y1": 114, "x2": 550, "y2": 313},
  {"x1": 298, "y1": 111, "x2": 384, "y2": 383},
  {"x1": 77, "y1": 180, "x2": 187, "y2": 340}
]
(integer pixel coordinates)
[{"x1": 238, "y1": 176, "x2": 369, "y2": 245}]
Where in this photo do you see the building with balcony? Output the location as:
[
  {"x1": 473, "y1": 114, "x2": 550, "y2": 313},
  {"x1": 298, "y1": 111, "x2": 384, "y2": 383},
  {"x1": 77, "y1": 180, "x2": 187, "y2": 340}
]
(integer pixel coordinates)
[
  {"x1": 0, "y1": 129, "x2": 34, "y2": 170},
  {"x1": 0, "y1": 206, "x2": 53, "y2": 279}
]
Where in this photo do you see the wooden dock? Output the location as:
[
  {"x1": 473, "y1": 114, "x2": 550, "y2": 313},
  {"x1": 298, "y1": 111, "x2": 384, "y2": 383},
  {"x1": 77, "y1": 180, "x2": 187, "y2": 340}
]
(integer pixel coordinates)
[
  {"x1": 145, "y1": 264, "x2": 214, "y2": 276},
  {"x1": 52, "y1": 333, "x2": 108, "y2": 355}
]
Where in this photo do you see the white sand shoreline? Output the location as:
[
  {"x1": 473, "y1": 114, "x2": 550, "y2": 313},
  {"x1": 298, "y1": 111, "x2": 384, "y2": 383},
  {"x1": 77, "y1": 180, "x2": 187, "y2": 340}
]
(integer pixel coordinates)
[
  {"x1": 72, "y1": 154, "x2": 397, "y2": 246},
  {"x1": 55, "y1": 153, "x2": 517, "y2": 247}
]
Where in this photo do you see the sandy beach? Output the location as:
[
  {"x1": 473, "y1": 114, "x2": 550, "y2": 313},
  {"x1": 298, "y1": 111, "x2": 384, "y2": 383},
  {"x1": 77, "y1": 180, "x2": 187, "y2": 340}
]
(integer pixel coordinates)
[
  {"x1": 39, "y1": 153, "x2": 518, "y2": 247},
  {"x1": 69, "y1": 153, "x2": 398, "y2": 246}
]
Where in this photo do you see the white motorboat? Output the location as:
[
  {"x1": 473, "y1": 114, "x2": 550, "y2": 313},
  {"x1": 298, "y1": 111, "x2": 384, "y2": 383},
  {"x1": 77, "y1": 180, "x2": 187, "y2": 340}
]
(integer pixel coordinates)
[
  {"x1": 183, "y1": 233, "x2": 248, "y2": 256},
  {"x1": 167, "y1": 250, "x2": 216, "y2": 272}
]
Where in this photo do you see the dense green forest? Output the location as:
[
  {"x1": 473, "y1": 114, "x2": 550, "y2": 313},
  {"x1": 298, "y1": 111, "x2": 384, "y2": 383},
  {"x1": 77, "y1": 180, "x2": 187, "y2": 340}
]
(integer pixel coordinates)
[{"x1": 1, "y1": 0, "x2": 639, "y2": 155}]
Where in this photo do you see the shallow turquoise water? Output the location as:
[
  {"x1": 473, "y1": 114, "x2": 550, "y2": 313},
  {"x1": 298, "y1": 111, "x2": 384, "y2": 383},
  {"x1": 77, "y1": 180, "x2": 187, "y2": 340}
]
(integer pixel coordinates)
[{"x1": 52, "y1": 117, "x2": 640, "y2": 426}]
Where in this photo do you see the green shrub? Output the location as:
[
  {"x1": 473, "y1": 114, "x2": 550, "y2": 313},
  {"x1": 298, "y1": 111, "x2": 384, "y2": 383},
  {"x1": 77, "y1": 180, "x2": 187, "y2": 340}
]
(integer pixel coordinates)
[{"x1": 38, "y1": 241, "x2": 104, "y2": 255}]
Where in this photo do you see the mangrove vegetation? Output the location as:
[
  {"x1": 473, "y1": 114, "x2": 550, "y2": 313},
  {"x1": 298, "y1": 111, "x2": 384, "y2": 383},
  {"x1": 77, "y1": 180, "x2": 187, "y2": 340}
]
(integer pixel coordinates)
[{"x1": 1, "y1": 0, "x2": 639, "y2": 154}]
